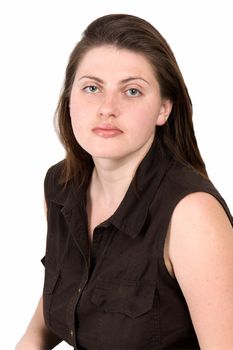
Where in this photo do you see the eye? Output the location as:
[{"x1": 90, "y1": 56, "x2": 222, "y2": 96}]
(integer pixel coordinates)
[
  {"x1": 125, "y1": 88, "x2": 141, "y2": 97},
  {"x1": 83, "y1": 85, "x2": 100, "y2": 93}
]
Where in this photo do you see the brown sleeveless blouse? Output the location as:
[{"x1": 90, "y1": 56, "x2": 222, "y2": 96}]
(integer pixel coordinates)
[{"x1": 42, "y1": 140, "x2": 233, "y2": 349}]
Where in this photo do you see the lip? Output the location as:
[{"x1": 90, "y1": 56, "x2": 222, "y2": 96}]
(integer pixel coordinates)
[{"x1": 92, "y1": 124, "x2": 123, "y2": 138}]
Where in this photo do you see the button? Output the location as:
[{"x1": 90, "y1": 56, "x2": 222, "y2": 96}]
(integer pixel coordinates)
[
  {"x1": 78, "y1": 288, "x2": 82, "y2": 293},
  {"x1": 70, "y1": 329, "x2": 74, "y2": 337}
]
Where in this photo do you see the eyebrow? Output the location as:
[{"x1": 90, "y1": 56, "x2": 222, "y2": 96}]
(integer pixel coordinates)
[{"x1": 78, "y1": 75, "x2": 150, "y2": 85}]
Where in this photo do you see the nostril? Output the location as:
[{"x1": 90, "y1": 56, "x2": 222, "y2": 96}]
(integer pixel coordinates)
[
  {"x1": 98, "y1": 111, "x2": 118, "y2": 119},
  {"x1": 97, "y1": 103, "x2": 120, "y2": 118}
]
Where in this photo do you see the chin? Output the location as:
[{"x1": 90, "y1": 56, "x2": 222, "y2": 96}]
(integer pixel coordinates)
[
  {"x1": 83, "y1": 143, "x2": 126, "y2": 159},
  {"x1": 89, "y1": 151, "x2": 124, "y2": 160}
]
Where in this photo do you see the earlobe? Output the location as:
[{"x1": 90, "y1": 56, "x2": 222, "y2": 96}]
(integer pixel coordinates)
[
  {"x1": 156, "y1": 99, "x2": 173, "y2": 126},
  {"x1": 156, "y1": 113, "x2": 169, "y2": 126}
]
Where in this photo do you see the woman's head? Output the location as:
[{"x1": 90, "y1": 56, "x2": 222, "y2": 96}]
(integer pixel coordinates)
[
  {"x1": 69, "y1": 45, "x2": 173, "y2": 164},
  {"x1": 56, "y1": 13, "x2": 207, "y2": 184}
]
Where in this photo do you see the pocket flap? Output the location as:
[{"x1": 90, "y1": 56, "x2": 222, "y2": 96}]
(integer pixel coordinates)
[
  {"x1": 43, "y1": 266, "x2": 60, "y2": 294},
  {"x1": 91, "y1": 280, "x2": 156, "y2": 319}
]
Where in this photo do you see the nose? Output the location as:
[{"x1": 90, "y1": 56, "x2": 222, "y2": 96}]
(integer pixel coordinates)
[{"x1": 97, "y1": 93, "x2": 120, "y2": 118}]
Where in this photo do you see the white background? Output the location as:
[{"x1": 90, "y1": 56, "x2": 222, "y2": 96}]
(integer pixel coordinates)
[{"x1": 0, "y1": 0, "x2": 232, "y2": 348}]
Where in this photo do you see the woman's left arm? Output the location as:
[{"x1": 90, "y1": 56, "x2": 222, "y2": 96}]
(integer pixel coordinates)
[{"x1": 168, "y1": 192, "x2": 233, "y2": 350}]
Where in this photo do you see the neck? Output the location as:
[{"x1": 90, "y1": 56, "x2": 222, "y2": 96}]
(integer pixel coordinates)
[
  {"x1": 92, "y1": 160, "x2": 135, "y2": 205},
  {"x1": 90, "y1": 140, "x2": 153, "y2": 206}
]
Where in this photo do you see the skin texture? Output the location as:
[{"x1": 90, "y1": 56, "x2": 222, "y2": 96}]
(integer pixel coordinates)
[{"x1": 70, "y1": 45, "x2": 172, "y2": 162}]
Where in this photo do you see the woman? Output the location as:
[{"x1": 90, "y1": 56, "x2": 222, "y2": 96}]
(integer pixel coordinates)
[{"x1": 16, "y1": 14, "x2": 233, "y2": 349}]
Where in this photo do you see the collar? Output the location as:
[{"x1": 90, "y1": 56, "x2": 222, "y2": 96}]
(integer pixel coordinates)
[
  {"x1": 109, "y1": 139, "x2": 173, "y2": 238},
  {"x1": 61, "y1": 139, "x2": 173, "y2": 238}
]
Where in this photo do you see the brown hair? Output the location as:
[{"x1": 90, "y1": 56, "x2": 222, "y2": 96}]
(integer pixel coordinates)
[{"x1": 55, "y1": 13, "x2": 208, "y2": 185}]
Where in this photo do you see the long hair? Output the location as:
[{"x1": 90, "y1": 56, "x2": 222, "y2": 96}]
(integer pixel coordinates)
[{"x1": 55, "y1": 13, "x2": 208, "y2": 185}]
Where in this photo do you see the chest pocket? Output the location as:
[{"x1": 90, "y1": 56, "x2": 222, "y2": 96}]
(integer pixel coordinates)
[
  {"x1": 90, "y1": 280, "x2": 160, "y2": 349},
  {"x1": 91, "y1": 280, "x2": 156, "y2": 318}
]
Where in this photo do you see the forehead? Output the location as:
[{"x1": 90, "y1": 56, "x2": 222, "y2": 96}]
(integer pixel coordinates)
[{"x1": 75, "y1": 45, "x2": 156, "y2": 79}]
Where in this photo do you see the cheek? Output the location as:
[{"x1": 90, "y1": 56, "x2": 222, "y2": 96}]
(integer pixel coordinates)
[
  {"x1": 136, "y1": 98, "x2": 160, "y2": 116},
  {"x1": 130, "y1": 105, "x2": 159, "y2": 130},
  {"x1": 69, "y1": 104, "x2": 82, "y2": 138},
  {"x1": 70, "y1": 99, "x2": 88, "y2": 128},
  {"x1": 70, "y1": 115, "x2": 77, "y2": 134},
  {"x1": 70, "y1": 95, "x2": 97, "y2": 123},
  {"x1": 70, "y1": 113, "x2": 86, "y2": 140},
  {"x1": 70, "y1": 115, "x2": 86, "y2": 147}
]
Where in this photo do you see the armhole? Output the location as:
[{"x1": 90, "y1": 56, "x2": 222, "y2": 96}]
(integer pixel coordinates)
[
  {"x1": 41, "y1": 255, "x2": 46, "y2": 266},
  {"x1": 158, "y1": 189, "x2": 233, "y2": 282}
]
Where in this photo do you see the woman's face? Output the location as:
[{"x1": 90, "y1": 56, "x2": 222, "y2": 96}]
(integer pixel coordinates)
[{"x1": 70, "y1": 45, "x2": 172, "y2": 161}]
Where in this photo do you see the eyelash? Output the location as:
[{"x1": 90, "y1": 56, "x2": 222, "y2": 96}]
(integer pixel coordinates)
[
  {"x1": 125, "y1": 88, "x2": 142, "y2": 97},
  {"x1": 83, "y1": 85, "x2": 99, "y2": 93},
  {"x1": 83, "y1": 85, "x2": 142, "y2": 97}
]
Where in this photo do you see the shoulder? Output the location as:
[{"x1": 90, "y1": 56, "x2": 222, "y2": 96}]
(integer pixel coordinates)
[
  {"x1": 166, "y1": 161, "x2": 213, "y2": 192},
  {"x1": 171, "y1": 191, "x2": 232, "y2": 231},
  {"x1": 168, "y1": 191, "x2": 233, "y2": 281},
  {"x1": 167, "y1": 191, "x2": 233, "y2": 265},
  {"x1": 44, "y1": 160, "x2": 65, "y2": 185},
  {"x1": 167, "y1": 191, "x2": 233, "y2": 347},
  {"x1": 162, "y1": 160, "x2": 232, "y2": 219},
  {"x1": 44, "y1": 160, "x2": 70, "y2": 204}
]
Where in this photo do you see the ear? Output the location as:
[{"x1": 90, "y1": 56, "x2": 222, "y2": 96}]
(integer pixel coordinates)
[{"x1": 156, "y1": 99, "x2": 173, "y2": 126}]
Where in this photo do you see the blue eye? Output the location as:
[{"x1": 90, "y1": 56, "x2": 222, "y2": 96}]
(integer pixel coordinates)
[
  {"x1": 126, "y1": 88, "x2": 141, "y2": 97},
  {"x1": 84, "y1": 85, "x2": 99, "y2": 93}
]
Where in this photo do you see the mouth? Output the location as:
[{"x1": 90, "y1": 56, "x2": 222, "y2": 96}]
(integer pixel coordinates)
[{"x1": 92, "y1": 124, "x2": 123, "y2": 138}]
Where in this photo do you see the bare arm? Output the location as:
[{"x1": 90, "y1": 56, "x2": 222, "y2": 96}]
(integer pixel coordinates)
[
  {"x1": 15, "y1": 296, "x2": 61, "y2": 350},
  {"x1": 167, "y1": 192, "x2": 233, "y2": 349}
]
